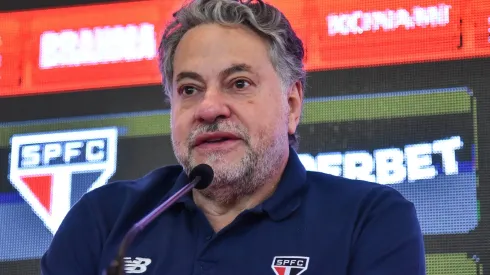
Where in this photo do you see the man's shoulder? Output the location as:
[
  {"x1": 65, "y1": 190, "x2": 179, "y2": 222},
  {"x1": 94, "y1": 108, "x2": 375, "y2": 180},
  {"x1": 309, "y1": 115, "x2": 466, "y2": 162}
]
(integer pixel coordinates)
[
  {"x1": 303, "y1": 171, "x2": 421, "y2": 246},
  {"x1": 79, "y1": 165, "x2": 184, "y2": 225},
  {"x1": 41, "y1": 165, "x2": 186, "y2": 274},
  {"x1": 303, "y1": 172, "x2": 425, "y2": 274},
  {"x1": 89, "y1": 165, "x2": 183, "y2": 197}
]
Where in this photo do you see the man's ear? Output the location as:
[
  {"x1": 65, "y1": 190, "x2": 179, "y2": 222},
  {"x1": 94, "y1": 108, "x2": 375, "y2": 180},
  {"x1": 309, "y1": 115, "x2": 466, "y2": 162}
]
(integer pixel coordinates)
[{"x1": 287, "y1": 81, "x2": 304, "y2": 135}]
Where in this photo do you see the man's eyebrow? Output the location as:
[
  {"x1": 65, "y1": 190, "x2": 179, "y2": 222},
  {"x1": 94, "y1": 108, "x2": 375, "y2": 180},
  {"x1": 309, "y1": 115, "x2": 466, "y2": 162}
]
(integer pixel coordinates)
[
  {"x1": 219, "y1": 63, "x2": 254, "y2": 80},
  {"x1": 175, "y1": 63, "x2": 254, "y2": 84},
  {"x1": 175, "y1": 71, "x2": 205, "y2": 83}
]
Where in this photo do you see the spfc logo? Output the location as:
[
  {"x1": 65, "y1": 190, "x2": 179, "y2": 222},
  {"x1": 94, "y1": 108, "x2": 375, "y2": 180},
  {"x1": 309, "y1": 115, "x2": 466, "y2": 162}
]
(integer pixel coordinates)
[
  {"x1": 8, "y1": 127, "x2": 118, "y2": 235},
  {"x1": 272, "y1": 256, "x2": 309, "y2": 275}
]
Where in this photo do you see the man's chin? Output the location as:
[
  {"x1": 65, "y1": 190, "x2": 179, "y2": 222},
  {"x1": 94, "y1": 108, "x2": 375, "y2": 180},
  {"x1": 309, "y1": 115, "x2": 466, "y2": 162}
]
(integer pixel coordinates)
[
  {"x1": 191, "y1": 158, "x2": 237, "y2": 172},
  {"x1": 191, "y1": 149, "x2": 244, "y2": 164}
]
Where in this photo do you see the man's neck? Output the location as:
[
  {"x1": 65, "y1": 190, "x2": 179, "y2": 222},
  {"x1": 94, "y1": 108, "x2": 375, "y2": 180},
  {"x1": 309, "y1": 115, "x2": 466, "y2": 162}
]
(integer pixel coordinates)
[{"x1": 192, "y1": 154, "x2": 289, "y2": 232}]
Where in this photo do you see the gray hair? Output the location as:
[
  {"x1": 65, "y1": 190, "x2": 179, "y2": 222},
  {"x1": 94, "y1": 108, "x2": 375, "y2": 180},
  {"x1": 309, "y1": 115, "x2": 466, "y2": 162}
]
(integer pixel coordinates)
[{"x1": 158, "y1": 0, "x2": 306, "y2": 150}]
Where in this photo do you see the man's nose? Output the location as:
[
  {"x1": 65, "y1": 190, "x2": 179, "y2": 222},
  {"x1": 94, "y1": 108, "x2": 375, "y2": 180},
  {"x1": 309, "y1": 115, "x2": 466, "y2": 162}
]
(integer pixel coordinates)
[{"x1": 194, "y1": 88, "x2": 231, "y2": 123}]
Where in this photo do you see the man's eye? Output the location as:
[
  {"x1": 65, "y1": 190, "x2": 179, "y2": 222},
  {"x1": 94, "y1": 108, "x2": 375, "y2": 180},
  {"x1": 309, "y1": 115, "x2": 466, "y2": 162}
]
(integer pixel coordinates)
[
  {"x1": 233, "y1": 79, "x2": 250, "y2": 89},
  {"x1": 180, "y1": 86, "x2": 198, "y2": 96}
]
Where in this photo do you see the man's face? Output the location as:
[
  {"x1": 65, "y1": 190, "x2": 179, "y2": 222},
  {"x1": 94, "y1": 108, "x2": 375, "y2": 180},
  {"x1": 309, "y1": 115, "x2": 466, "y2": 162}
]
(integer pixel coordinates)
[{"x1": 170, "y1": 24, "x2": 302, "y2": 203}]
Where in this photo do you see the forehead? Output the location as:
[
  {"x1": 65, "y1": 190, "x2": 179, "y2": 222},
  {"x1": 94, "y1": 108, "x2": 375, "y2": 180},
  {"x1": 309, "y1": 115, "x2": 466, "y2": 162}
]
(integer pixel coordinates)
[{"x1": 173, "y1": 24, "x2": 272, "y2": 76}]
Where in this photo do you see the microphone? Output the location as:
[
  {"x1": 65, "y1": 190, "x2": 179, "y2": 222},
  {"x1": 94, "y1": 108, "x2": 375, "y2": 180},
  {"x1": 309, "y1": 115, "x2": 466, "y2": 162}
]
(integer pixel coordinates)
[{"x1": 103, "y1": 164, "x2": 214, "y2": 275}]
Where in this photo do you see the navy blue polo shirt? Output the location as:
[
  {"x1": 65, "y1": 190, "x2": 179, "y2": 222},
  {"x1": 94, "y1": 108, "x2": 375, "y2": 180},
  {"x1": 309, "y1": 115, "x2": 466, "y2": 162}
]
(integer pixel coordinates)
[{"x1": 41, "y1": 147, "x2": 426, "y2": 275}]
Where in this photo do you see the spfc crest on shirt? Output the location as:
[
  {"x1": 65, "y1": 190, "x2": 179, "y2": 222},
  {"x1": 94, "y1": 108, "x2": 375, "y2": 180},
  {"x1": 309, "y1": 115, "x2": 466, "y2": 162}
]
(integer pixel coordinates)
[
  {"x1": 272, "y1": 256, "x2": 309, "y2": 275},
  {"x1": 8, "y1": 127, "x2": 118, "y2": 235}
]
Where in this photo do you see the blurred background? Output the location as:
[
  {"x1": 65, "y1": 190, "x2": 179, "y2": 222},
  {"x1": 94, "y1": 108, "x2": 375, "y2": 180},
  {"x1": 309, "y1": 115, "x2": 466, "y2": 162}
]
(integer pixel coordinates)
[{"x1": 0, "y1": 0, "x2": 489, "y2": 274}]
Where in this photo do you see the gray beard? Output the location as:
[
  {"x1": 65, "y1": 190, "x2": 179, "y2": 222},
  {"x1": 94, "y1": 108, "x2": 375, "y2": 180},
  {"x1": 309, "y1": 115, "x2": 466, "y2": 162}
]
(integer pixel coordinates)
[
  {"x1": 181, "y1": 138, "x2": 286, "y2": 205},
  {"x1": 175, "y1": 132, "x2": 289, "y2": 205}
]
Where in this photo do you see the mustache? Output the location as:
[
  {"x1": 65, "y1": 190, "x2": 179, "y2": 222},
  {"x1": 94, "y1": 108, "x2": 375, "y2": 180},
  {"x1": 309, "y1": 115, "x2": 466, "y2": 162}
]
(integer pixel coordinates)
[{"x1": 187, "y1": 121, "x2": 249, "y2": 145}]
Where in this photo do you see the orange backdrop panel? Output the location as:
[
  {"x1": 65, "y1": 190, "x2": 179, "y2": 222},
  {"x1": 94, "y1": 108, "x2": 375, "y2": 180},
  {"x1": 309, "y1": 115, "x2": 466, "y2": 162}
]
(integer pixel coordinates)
[{"x1": 0, "y1": 0, "x2": 489, "y2": 96}]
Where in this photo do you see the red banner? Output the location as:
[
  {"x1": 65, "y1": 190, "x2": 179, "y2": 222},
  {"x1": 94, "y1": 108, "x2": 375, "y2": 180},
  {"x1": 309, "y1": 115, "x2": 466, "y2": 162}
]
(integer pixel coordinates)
[
  {"x1": 475, "y1": 2, "x2": 490, "y2": 50},
  {"x1": 0, "y1": 14, "x2": 22, "y2": 88},
  {"x1": 269, "y1": 0, "x2": 462, "y2": 70},
  {"x1": 26, "y1": 1, "x2": 164, "y2": 94},
  {"x1": 0, "y1": 0, "x2": 489, "y2": 97}
]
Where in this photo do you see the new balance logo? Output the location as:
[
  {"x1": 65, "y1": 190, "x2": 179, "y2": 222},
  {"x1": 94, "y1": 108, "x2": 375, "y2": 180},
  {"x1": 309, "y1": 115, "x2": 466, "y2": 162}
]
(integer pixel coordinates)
[{"x1": 124, "y1": 257, "x2": 152, "y2": 274}]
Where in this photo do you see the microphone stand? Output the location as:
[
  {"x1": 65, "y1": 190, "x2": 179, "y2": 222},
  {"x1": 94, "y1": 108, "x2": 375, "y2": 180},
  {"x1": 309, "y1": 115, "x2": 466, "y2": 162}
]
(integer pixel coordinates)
[{"x1": 103, "y1": 176, "x2": 202, "y2": 275}]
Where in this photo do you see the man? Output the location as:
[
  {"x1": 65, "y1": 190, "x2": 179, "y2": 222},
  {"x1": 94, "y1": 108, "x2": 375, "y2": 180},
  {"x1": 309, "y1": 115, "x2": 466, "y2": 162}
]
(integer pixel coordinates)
[{"x1": 41, "y1": 0, "x2": 426, "y2": 274}]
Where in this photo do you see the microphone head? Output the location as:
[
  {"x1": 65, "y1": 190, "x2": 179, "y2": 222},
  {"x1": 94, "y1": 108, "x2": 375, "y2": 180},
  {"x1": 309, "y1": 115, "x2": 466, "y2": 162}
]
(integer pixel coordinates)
[{"x1": 189, "y1": 164, "x2": 214, "y2": 190}]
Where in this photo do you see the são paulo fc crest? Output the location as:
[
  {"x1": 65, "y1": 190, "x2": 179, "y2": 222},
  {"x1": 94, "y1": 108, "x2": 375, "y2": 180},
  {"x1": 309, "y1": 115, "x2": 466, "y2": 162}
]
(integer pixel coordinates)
[
  {"x1": 8, "y1": 127, "x2": 118, "y2": 235},
  {"x1": 272, "y1": 256, "x2": 309, "y2": 275}
]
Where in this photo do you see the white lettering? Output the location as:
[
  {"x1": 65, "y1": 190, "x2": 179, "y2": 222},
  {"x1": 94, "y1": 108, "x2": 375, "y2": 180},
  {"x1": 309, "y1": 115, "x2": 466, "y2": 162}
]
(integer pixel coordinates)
[
  {"x1": 346, "y1": 11, "x2": 364, "y2": 35},
  {"x1": 317, "y1": 152, "x2": 343, "y2": 176},
  {"x1": 64, "y1": 141, "x2": 83, "y2": 163},
  {"x1": 39, "y1": 31, "x2": 60, "y2": 69},
  {"x1": 86, "y1": 140, "x2": 105, "y2": 162},
  {"x1": 20, "y1": 145, "x2": 41, "y2": 167},
  {"x1": 39, "y1": 23, "x2": 157, "y2": 69},
  {"x1": 299, "y1": 136, "x2": 465, "y2": 184},
  {"x1": 327, "y1": 4, "x2": 452, "y2": 36},
  {"x1": 405, "y1": 143, "x2": 437, "y2": 182},
  {"x1": 395, "y1": 9, "x2": 415, "y2": 30},
  {"x1": 58, "y1": 30, "x2": 79, "y2": 66},
  {"x1": 139, "y1": 24, "x2": 157, "y2": 60},
  {"x1": 374, "y1": 148, "x2": 406, "y2": 185},
  {"x1": 78, "y1": 28, "x2": 96, "y2": 66},
  {"x1": 433, "y1": 136, "x2": 463, "y2": 175},
  {"x1": 343, "y1": 151, "x2": 375, "y2": 182},
  {"x1": 372, "y1": 10, "x2": 394, "y2": 31},
  {"x1": 43, "y1": 144, "x2": 62, "y2": 165},
  {"x1": 18, "y1": 139, "x2": 109, "y2": 167}
]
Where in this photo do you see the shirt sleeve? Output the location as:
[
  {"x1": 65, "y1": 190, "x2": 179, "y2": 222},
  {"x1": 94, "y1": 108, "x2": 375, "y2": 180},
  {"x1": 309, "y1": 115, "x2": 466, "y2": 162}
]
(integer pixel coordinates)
[
  {"x1": 40, "y1": 195, "x2": 102, "y2": 275},
  {"x1": 347, "y1": 186, "x2": 426, "y2": 275}
]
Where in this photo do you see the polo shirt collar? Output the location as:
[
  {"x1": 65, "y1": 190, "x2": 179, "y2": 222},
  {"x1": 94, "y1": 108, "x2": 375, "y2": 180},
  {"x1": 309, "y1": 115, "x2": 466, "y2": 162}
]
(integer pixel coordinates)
[
  {"x1": 168, "y1": 146, "x2": 308, "y2": 220},
  {"x1": 169, "y1": 169, "x2": 196, "y2": 209},
  {"x1": 256, "y1": 146, "x2": 307, "y2": 221}
]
